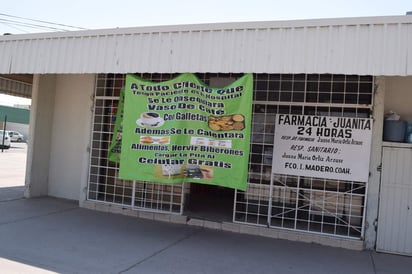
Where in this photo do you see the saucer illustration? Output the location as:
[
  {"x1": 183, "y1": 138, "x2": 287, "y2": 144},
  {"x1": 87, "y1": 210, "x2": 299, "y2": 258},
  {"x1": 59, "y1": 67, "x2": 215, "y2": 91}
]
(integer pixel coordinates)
[{"x1": 136, "y1": 118, "x2": 165, "y2": 127}]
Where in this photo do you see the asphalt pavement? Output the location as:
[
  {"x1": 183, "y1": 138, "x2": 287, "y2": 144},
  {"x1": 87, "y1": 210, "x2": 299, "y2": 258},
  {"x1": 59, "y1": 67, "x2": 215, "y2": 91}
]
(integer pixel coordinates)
[
  {"x1": 1, "y1": 143, "x2": 412, "y2": 274},
  {"x1": 0, "y1": 142, "x2": 26, "y2": 201}
]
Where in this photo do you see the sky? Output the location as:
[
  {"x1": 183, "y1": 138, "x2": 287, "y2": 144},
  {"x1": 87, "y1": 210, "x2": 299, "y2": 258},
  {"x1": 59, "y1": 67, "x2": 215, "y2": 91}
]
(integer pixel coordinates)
[
  {"x1": 0, "y1": 94, "x2": 31, "y2": 107},
  {"x1": 0, "y1": 0, "x2": 410, "y2": 106},
  {"x1": 0, "y1": 0, "x2": 411, "y2": 34}
]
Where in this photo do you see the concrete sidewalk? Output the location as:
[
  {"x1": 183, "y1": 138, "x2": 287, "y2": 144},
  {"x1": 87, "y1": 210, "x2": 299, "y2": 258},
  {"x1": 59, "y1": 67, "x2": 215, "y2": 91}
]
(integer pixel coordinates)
[{"x1": 0, "y1": 196, "x2": 411, "y2": 274}]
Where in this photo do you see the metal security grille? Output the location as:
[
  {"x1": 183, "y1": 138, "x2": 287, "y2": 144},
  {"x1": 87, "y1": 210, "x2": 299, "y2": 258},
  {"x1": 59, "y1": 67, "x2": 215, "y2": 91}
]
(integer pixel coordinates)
[
  {"x1": 87, "y1": 73, "x2": 185, "y2": 214},
  {"x1": 87, "y1": 73, "x2": 243, "y2": 213},
  {"x1": 87, "y1": 73, "x2": 373, "y2": 239},
  {"x1": 234, "y1": 74, "x2": 373, "y2": 239}
]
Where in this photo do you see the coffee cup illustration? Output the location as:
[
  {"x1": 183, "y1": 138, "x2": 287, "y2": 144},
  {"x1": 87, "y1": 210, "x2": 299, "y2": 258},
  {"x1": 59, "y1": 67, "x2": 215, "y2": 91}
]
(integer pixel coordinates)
[{"x1": 137, "y1": 112, "x2": 164, "y2": 127}]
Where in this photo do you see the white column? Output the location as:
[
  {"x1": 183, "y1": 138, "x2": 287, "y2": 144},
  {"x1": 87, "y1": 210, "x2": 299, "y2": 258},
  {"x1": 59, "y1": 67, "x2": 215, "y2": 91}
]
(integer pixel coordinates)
[
  {"x1": 24, "y1": 74, "x2": 57, "y2": 197},
  {"x1": 364, "y1": 76, "x2": 385, "y2": 249},
  {"x1": 47, "y1": 74, "x2": 95, "y2": 202}
]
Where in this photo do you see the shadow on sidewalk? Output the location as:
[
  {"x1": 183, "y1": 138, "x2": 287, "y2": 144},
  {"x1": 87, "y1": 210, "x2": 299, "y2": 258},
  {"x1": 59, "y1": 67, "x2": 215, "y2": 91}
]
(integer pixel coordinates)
[{"x1": 0, "y1": 186, "x2": 25, "y2": 202}]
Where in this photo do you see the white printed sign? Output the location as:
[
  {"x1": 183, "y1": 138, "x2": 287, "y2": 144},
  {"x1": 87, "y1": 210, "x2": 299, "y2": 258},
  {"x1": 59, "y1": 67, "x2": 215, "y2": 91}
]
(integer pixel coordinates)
[{"x1": 273, "y1": 114, "x2": 373, "y2": 182}]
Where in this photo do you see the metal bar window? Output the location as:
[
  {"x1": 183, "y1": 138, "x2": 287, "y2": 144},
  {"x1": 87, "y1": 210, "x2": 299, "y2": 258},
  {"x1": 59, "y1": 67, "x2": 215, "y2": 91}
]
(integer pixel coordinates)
[
  {"x1": 234, "y1": 74, "x2": 373, "y2": 239},
  {"x1": 87, "y1": 72, "x2": 372, "y2": 239},
  {"x1": 87, "y1": 73, "x2": 184, "y2": 214}
]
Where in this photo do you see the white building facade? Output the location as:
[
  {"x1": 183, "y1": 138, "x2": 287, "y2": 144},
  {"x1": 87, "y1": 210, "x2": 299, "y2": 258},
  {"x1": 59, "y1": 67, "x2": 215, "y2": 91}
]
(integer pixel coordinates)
[{"x1": 1, "y1": 15, "x2": 411, "y2": 254}]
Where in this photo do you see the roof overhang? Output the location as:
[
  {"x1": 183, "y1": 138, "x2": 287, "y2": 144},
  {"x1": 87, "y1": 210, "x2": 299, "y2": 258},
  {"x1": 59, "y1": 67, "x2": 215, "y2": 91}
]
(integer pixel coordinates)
[
  {"x1": 0, "y1": 15, "x2": 411, "y2": 76},
  {"x1": 0, "y1": 76, "x2": 32, "y2": 98}
]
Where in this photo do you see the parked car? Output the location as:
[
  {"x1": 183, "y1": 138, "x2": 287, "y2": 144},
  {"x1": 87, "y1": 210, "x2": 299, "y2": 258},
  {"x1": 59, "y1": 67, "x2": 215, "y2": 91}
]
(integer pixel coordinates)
[
  {"x1": 0, "y1": 130, "x2": 11, "y2": 149},
  {"x1": 8, "y1": 131, "x2": 24, "y2": 142}
]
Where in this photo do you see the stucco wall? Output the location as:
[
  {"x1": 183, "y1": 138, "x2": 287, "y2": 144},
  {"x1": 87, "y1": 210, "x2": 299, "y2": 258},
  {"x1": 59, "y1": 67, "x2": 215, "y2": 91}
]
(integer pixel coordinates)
[
  {"x1": 47, "y1": 74, "x2": 94, "y2": 200},
  {"x1": 384, "y1": 76, "x2": 412, "y2": 122}
]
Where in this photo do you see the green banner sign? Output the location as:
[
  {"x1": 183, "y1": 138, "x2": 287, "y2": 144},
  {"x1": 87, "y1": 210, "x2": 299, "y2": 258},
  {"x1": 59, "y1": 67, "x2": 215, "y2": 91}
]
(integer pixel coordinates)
[
  {"x1": 119, "y1": 73, "x2": 253, "y2": 190},
  {"x1": 108, "y1": 88, "x2": 125, "y2": 163}
]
